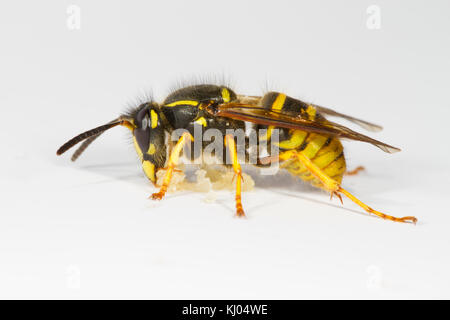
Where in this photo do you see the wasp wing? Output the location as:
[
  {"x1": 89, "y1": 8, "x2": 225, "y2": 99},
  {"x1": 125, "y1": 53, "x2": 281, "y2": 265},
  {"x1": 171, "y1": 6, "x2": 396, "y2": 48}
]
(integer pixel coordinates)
[
  {"x1": 236, "y1": 94, "x2": 383, "y2": 132},
  {"x1": 210, "y1": 103, "x2": 400, "y2": 153},
  {"x1": 311, "y1": 104, "x2": 383, "y2": 132}
]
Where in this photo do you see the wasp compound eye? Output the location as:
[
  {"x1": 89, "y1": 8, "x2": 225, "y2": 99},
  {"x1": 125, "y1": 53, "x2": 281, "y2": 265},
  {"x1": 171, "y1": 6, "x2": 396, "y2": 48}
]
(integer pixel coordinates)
[
  {"x1": 134, "y1": 111, "x2": 151, "y2": 155},
  {"x1": 141, "y1": 116, "x2": 149, "y2": 130},
  {"x1": 135, "y1": 104, "x2": 149, "y2": 128}
]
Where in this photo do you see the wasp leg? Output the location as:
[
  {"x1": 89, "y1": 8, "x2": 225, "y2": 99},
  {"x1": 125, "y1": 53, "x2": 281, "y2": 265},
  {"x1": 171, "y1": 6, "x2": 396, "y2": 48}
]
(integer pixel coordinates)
[
  {"x1": 345, "y1": 166, "x2": 365, "y2": 176},
  {"x1": 224, "y1": 134, "x2": 245, "y2": 217},
  {"x1": 150, "y1": 132, "x2": 193, "y2": 201},
  {"x1": 279, "y1": 151, "x2": 417, "y2": 224}
]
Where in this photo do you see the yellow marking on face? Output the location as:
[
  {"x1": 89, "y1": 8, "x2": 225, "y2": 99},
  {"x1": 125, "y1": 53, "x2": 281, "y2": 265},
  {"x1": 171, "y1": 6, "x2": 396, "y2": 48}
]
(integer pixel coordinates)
[
  {"x1": 221, "y1": 88, "x2": 231, "y2": 103},
  {"x1": 132, "y1": 136, "x2": 143, "y2": 161},
  {"x1": 306, "y1": 105, "x2": 316, "y2": 120},
  {"x1": 142, "y1": 160, "x2": 156, "y2": 182},
  {"x1": 272, "y1": 93, "x2": 286, "y2": 111},
  {"x1": 148, "y1": 143, "x2": 156, "y2": 155},
  {"x1": 150, "y1": 110, "x2": 158, "y2": 128},
  {"x1": 277, "y1": 130, "x2": 308, "y2": 149},
  {"x1": 165, "y1": 100, "x2": 199, "y2": 107},
  {"x1": 195, "y1": 117, "x2": 207, "y2": 127}
]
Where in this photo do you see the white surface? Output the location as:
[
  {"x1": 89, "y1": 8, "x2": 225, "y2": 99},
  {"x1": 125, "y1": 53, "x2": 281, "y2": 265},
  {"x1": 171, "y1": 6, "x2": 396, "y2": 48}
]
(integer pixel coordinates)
[{"x1": 0, "y1": 0, "x2": 449, "y2": 299}]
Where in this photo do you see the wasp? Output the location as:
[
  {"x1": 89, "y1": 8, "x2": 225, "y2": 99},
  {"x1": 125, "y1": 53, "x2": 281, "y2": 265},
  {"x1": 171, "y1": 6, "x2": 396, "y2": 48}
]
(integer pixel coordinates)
[{"x1": 57, "y1": 84, "x2": 417, "y2": 224}]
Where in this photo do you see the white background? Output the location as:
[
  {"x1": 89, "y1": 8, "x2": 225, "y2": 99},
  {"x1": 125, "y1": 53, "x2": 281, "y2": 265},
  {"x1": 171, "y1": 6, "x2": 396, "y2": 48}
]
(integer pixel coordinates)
[{"x1": 0, "y1": 0, "x2": 449, "y2": 299}]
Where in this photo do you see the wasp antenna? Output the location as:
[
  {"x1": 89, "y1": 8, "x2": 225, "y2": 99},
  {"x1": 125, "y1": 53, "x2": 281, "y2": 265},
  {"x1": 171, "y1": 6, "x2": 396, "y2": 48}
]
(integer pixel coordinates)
[
  {"x1": 70, "y1": 118, "x2": 124, "y2": 161},
  {"x1": 70, "y1": 134, "x2": 102, "y2": 161},
  {"x1": 56, "y1": 119, "x2": 123, "y2": 156}
]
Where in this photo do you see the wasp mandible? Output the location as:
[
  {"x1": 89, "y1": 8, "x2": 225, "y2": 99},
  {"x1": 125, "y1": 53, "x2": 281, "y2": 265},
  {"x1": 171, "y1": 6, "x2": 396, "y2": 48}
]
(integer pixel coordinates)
[{"x1": 57, "y1": 84, "x2": 417, "y2": 224}]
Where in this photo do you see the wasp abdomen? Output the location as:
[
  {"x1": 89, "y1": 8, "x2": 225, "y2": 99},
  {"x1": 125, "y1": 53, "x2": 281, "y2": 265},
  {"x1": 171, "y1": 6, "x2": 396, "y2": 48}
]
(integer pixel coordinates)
[
  {"x1": 260, "y1": 92, "x2": 346, "y2": 188},
  {"x1": 281, "y1": 134, "x2": 346, "y2": 187}
]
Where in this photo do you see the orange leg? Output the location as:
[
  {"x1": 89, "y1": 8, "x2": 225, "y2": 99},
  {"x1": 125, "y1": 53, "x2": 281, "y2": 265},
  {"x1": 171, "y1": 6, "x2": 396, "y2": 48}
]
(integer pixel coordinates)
[
  {"x1": 345, "y1": 166, "x2": 365, "y2": 176},
  {"x1": 150, "y1": 132, "x2": 193, "y2": 200},
  {"x1": 224, "y1": 134, "x2": 245, "y2": 217},
  {"x1": 280, "y1": 151, "x2": 417, "y2": 224},
  {"x1": 337, "y1": 188, "x2": 417, "y2": 224}
]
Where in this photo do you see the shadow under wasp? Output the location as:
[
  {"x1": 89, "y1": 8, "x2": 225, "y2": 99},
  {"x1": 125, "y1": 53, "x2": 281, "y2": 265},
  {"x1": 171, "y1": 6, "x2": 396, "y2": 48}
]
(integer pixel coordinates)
[{"x1": 57, "y1": 84, "x2": 417, "y2": 224}]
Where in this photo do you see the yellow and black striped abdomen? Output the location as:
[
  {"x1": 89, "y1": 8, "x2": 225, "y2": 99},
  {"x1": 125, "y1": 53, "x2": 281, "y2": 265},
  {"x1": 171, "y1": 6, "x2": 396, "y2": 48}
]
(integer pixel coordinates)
[
  {"x1": 260, "y1": 92, "x2": 346, "y2": 189},
  {"x1": 279, "y1": 132, "x2": 346, "y2": 188}
]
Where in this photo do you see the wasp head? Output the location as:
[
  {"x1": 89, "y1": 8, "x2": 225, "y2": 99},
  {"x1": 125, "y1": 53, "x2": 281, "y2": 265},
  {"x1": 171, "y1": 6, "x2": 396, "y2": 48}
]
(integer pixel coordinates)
[
  {"x1": 128, "y1": 102, "x2": 168, "y2": 184},
  {"x1": 56, "y1": 101, "x2": 168, "y2": 185}
]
